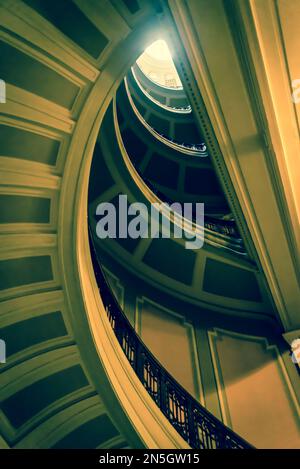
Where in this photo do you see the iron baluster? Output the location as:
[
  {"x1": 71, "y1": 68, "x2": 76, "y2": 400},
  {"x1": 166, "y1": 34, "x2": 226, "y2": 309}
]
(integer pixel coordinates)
[{"x1": 88, "y1": 226, "x2": 254, "y2": 450}]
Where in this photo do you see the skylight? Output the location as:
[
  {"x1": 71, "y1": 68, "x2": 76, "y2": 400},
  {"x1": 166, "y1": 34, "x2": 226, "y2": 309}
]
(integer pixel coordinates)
[
  {"x1": 136, "y1": 39, "x2": 182, "y2": 89},
  {"x1": 145, "y1": 39, "x2": 172, "y2": 61}
]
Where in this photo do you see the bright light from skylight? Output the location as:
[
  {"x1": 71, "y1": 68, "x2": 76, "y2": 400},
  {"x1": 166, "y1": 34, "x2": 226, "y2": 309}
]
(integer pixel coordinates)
[
  {"x1": 136, "y1": 39, "x2": 182, "y2": 89},
  {"x1": 145, "y1": 39, "x2": 173, "y2": 62}
]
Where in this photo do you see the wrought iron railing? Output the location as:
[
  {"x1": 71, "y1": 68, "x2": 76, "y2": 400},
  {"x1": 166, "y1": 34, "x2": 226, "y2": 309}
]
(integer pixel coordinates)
[
  {"x1": 89, "y1": 228, "x2": 253, "y2": 449},
  {"x1": 117, "y1": 84, "x2": 245, "y2": 252},
  {"x1": 143, "y1": 177, "x2": 244, "y2": 245},
  {"x1": 134, "y1": 63, "x2": 187, "y2": 94},
  {"x1": 158, "y1": 132, "x2": 208, "y2": 154},
  {"x1": 124, "y1": 77, "x2": 208, "y2": 157},
  {"x1": 131, "y1": 66, "x2": 191, "y2": 113}
]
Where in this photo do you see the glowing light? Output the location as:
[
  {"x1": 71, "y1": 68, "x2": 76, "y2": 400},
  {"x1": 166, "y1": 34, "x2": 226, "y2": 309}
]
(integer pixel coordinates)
[
  {"x1": 145, "y1": 40, "x2": 173, "y2": 62},
  {"x1": 137, "y1": 39, "x2": 182, "y2": 89}
]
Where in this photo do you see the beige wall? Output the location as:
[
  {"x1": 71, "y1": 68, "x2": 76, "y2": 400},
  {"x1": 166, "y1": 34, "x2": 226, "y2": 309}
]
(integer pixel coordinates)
[
  {"x1": 209, "y1": 329, "x2": 300, "y2": 448},
  {"x1": 102, "y1": 258, "x2": 300, "y2": 449},
  {"x1": 138, "y1": 299, "x2": 201, "y2": 400},
  {"x1": 136, "y1": 297, "x2": 300, "y2": 448}
]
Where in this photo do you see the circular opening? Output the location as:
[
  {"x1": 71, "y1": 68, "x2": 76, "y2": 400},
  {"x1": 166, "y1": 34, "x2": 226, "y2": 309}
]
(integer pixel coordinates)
[{"x1": 136, "y1": 39, "x2": 182, "y2": 89}]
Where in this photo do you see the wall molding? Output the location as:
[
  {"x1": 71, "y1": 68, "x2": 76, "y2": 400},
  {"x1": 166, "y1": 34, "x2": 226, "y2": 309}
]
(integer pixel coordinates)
[
  {"x1": 135, "y1": 295, "x2": 205, "y2": 406},
  {"x1": 208, "y1": 327, "x2": 300, "y2": 429}
]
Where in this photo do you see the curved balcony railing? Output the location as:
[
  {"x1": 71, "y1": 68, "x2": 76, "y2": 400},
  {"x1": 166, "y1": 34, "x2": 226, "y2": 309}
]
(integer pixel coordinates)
[
  {"x1": 142, "y1": 178, "x2": 245, "y2": 254},
  {"x1": 124, "y1": 77, "x2": 208, "y2": 157},
  {"x1": 158, "y1": 133, "x2": 208, "y2": 154},
  {"x1": 143, "y1": 178, "x2": 242, "y2": 240},
  {"x1": 131, "y1": 67, "x2": 192, "y2": 114},
  {"x1": 114, "y1": 98, "x2": 246, "y2": 255},
  {"x1": 134, "y1": 63, "x2": 184, "y2": 92},
  {"x1": 133, "y1": 63, "x2": 190, "y2": 111},
  {"x1": 89, "y1": 227, "x2": 253, "y2": 449}
]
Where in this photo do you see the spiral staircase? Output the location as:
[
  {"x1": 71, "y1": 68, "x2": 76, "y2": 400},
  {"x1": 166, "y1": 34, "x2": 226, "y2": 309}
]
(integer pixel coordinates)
[{"x1": 0, "y1": 0, "x2": 299, "y2": 450}]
